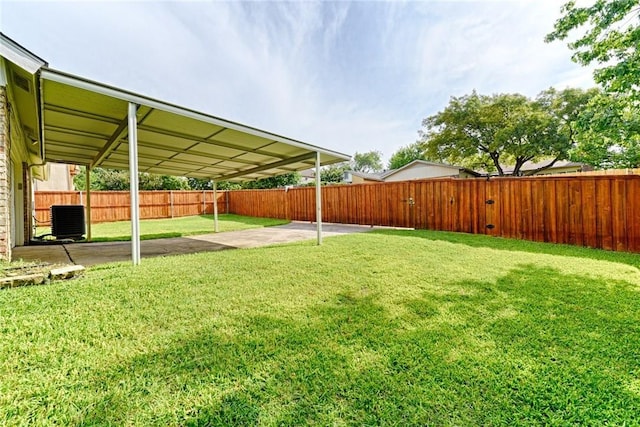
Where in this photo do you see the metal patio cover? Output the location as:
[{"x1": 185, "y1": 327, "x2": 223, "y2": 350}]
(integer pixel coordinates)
[{"x1": 39, "y1": 68, "x2": 349, "y2": 181}]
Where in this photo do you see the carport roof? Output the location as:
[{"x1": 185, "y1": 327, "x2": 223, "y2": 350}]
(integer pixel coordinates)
[{"x1": 40, "y1": 68, "x2": 349, "y2": 182}]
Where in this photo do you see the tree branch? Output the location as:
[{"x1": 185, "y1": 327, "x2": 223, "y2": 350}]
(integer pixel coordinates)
[
  {"x1": 489, "y1": 152, "x2": 504, "y2": 176},
  {"x1": 523, "y1": 157, "x2": 561, "y2": 176}
]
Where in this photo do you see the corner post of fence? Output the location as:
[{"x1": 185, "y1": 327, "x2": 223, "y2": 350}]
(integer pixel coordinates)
[{"x1": 284, "y1": 186, "x2": 290, "y2": 220}]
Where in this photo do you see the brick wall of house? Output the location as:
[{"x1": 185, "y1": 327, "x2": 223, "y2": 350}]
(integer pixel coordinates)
[{"x1": 0, "y1": 86, "x2": 11, "y2": 260}]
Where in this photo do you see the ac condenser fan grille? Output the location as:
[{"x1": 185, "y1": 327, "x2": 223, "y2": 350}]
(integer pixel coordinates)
[{"x1": 50, "y1": 205, "x2": 85, "y2": 240}]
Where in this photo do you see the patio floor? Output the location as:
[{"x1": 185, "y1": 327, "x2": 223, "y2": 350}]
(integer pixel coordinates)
[{"x1": 12, "y1": 222, "x2": 373, "y2": 266}]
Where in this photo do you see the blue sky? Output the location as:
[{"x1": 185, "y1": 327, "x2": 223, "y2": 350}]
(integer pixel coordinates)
[{"x1": 2, "y1": 0, "x2": 595, "y2": 166}]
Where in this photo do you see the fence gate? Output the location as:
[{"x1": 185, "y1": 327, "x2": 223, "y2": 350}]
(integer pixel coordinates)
[
  {"x1": 483, "y1": 179, "x2": 500, "y2": 236},
  {"x1": 398, "y1": 182, "x2": 419, "y2": 228},
  {"x1": 407, "y1": 181, "x2": 416, "y2": 228},
  {"x1": 411, "y1": 180, "x2": 454, "y2": 231}
]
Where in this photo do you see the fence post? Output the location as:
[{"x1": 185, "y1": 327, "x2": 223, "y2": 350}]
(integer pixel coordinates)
[
  {"x1": 284, "y1": 188, "x2": 290, "y2": 219},
  {"x1": 213, "y1": 182, "x2": 219, "y2": 232},
  {"x1": 169, "y1": 190, "x2": 174, "y2": 218},
  {"x1": 225, "y1": 191, "x2": 229, "y2": 214}
]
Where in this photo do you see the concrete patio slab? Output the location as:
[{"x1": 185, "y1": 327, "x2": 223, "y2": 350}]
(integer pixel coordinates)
[
  {"x1": 11, "y1": 245, "x2": 72, "y2": 265},
  {"x1": 12, "y1": 222, "x2": 372, "y2": 267}
]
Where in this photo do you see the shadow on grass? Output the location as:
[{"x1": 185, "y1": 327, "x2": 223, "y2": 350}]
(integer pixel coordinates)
[
  {"x1": 371, "y1": 228, "x2": 640, "y2": 269},
  {"x1": 76, "y1": 265, "x2": 640, "y2": 425}
]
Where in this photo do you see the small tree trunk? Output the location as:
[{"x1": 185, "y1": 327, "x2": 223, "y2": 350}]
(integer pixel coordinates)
[
  {"x1": 512, "y1": 157, "x2": 527, "y2": 176},
  {"x1": 490, "y1": 152, "x2": 504, "y2": 176}
]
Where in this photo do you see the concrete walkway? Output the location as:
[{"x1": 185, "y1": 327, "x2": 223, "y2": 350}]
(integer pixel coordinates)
[{"x1": 12, "y1": 222, "x2": 372, "y2": 267}]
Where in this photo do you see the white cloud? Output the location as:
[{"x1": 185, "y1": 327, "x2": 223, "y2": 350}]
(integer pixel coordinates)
[{"x1": 2, "y1": 0, "x2": 595, "y2": 165}]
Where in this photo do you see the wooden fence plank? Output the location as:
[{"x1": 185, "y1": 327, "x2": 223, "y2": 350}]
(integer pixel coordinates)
[
  {"x1": 543, "y1": 180, "x2": 557, "y2": 243},
  {"x1": 627, "y1": 179, "x2": 640, "y2": 252},
  {"x1": 485, "y1": 179, "x2": 500, "y2": 236},
  {"x1": 531, "y1": 180, "x2": 545, "y2": 242},
  {"x1": 35, "y1": 175, "x2": 640, "y2": 253},
  {"x1": 517, "y1": 179, "x2": 529, "y2": 240},
  {"x1": 568, "y1": 179, "x2": 584, "y2": 247},
  {"x1": 582, "y1": 179, "x2": 598, "y2": 248},
  {"x1": 595, "y1": 179, "x2": 613, "y2": 250},
  {"x1": 35, "y1": 190, "x2": 230, "y2": 225},
  {"x1": 611, "y1": 178, "x2": 627, "y2": 252}
]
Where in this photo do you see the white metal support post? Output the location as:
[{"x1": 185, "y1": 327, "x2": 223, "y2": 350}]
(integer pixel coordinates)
[
  {"x1": 128, "y1": 102, "x2": 141, "y2": 265},
  {"x1": 213, "y1": 180, "x2": 219, "y2": 233},
  {"x1": 85, "y1": 166, "x2": 92, "y2": 242},
  {"x1": 316, "y1": 151, "x2": 322, "y2": 245}
]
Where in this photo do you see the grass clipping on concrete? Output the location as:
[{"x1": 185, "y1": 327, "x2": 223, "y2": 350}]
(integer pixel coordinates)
[{"x1": 1, "y1": 229, "x2": 640, "y2": 425}]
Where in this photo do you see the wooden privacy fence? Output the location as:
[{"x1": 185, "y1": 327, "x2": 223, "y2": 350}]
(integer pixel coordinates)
[
  {"x1": 35, "y1": 190, "x2": 228, "y2": 225},
  {"x1": 35, "y1": 175, "x2": 640, "y2": 253},
  {"x1": 228, "y1": 176, "x2": 640, "y2": 253}
]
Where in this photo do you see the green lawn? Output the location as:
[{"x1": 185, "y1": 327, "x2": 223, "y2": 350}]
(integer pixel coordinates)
[
  {"x1": 2, "y1": 230, "x2": 640, "y2": 425},
  {"x1": 36, "y1": 214, "x2": 289, "y2": 242}
]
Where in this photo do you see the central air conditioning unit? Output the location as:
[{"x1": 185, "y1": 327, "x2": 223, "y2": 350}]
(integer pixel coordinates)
[{"x1": 50, "y1": 205, "x2": 86, "y2": 240}]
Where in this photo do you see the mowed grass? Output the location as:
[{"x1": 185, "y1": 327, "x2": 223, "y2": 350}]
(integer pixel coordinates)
[
  {"x1": 36, "y1": 214, "x2": 289, "y2": 242},
  {"x1": 2, "y1": 229, "x2": 640, "y2": 425}
]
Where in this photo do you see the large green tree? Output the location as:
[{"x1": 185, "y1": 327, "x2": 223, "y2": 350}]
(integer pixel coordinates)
[
  {"x1": 351, "y1": 151, "x2": 383, "y2": 173},
  {"x1": 546, "y1": 0, "x2": 640, "y2": 98},
  {"x1": 388, "y1": 142, "x2": 425, "y2": 170},
  {"x1": 74, "y1": 167, "x2": 129, "y2": 191},
  {"x1": 419, "y1": 89, "x2": 596, "y2": 176},
  {"x1": 241, "y1": 172, "x2": 300, "y2": 189},
  {"x1": 75, "y1": 167, "x2": 240, "y2": 191},
  {"x1": 138, "y1": 174, "x2": 189, "y2": 191},
  {"x1": 547, "y1": 1, "x2": 640, "y2": 168},
  {"x1": 320, "y1": 163, "x2": 349, "y2": 183},
  {"x1": 572, "y1": 92, "x2": 640, "y2": 168},
  {"x1": 187, "y1": 178, "x2": 241, "y2": 191}
]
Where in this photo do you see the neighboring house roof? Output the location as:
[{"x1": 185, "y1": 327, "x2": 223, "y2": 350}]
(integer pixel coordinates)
[
  {"x1": 34, "y1": 163, "x2": 78, "y2": 191},
  {"x1": 348, "y1": 170, "x2": 385, "y2": 181},
  {"x1": 347, "y1": 160, "x2": 481, "y2": 183},
  {"x1": 480, "y1": 159, "x2": 587, "y2": 176},
  {"x1": 471, "y1": 160, "x2": 588, "y2": 176},
  {"x1": 299, "y1": 168, "x2": 315, "y2": 179},
  {"x1": 499, "y1": 160, "x2": 586, "y2": 175},
  {"x1": 380, "y1": 159, "x2": 477, "y2": 180}
]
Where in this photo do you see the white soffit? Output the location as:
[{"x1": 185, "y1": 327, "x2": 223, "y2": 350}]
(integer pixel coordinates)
[{"x1": 39, "y1": 68, "x2": 349, "y2": 181}]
